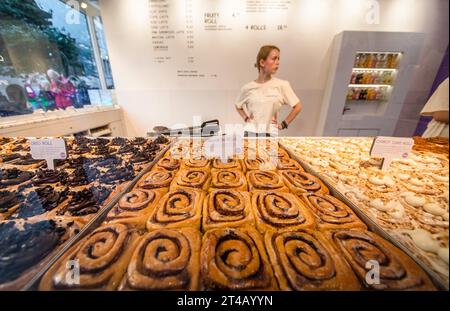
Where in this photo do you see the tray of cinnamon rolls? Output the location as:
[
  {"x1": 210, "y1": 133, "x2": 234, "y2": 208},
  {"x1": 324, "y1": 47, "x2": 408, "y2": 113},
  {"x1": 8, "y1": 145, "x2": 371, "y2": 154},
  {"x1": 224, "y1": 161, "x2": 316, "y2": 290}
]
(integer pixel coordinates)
[
  {"x1": 280, "y1": 137, "x2": 449, "y2": 290},
  {"x1": 26, "y1": 137, "x2": 442, "y2": 291},
  {"x1": 0, "y1": 135, "x2": 172, "y2": 290}
]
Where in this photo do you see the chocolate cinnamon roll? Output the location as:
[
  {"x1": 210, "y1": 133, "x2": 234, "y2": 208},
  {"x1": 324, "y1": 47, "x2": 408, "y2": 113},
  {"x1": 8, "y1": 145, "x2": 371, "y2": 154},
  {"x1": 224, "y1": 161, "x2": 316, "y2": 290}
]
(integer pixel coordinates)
[
  {"x1": 301, "y1": 193, "x2": 367, "y2": 231},
  {"x1": 156, "y1": 156, "x2": 181, "y2": 171},
  {"x1": 32, "y1": 169, "x2": 68, "y2": 186},
  {"x1": 106, "y1": 188, "x2": 167, "y2": 228},
  {"x1": 330, "y1": 230, "x2": 436, "y2": 290},
  {"x1": 203, "y1": 190, "x2": 254, "y2": 231},
  {"x1": 201, "y1": 227, "x2": 278, "y2": 290},
  {"x1": 170, "y1": 169, "x2": 210, "y2": 192},
  {"x1": 0, "y1": 168, "x2": 34, "y2": 188},
  {"x1": 57, "y1": 186, "x2": 111, "y2": 217},
  {"x1": 147, "y1": 188, "x2": 204, "y2": 230},
  {"x1": 39, "y1": 224, "x2": 139, "y2": 290},
  {"x1": 0, "y1": 191, "x2": 24, "y2": 220},
  {"x1": 138, "y1": 169, "x2": 175, "y2": 189},
  {"x1": 247, "y1": 170, "x2": 288, "y2": 192},
  {"x1": 265, "y1": 230, "x2": 360, "y2": 290},
  {"x1": 119, "y1": 228, "x2": 201, "y2": 290},
  {"x1": 281, "y1": 170, "x2": 329, "y2": 194},
  {"x1": 210, "y1": 169, "x2": 248, "y2": 191},
  {"x1": 211, "y1": 158, "x2": 243, "y2": 171},
  {"x1": 252, "y1": 191, "x2": 315, "y2": 233}
]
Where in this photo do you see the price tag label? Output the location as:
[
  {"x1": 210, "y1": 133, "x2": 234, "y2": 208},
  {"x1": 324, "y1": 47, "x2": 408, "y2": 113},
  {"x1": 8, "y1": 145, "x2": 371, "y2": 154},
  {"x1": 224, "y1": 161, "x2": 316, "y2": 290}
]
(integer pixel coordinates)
[
  {"x1": 370, "y1": 136, "x2": 414, "y2": 170},
  {"x1": 204, "y1": 135, "x2": 243, "y2": 161},
  {"x1": 29, "y1": 138, "x2": 67, "y2": 170}
]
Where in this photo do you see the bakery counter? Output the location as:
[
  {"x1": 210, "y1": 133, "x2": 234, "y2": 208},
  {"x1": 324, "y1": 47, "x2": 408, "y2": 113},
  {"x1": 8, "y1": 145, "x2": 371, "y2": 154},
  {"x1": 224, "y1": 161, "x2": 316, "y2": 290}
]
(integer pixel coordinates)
[
  {"x1": 280, "y1": 137, "x2": 449, "y2": 289},
  {"x1": 26, "y1": 138, "x2": 439, "y2": 291},
  {"x1": 0, "y1": 135, "x2": 172, "y2": 290}
]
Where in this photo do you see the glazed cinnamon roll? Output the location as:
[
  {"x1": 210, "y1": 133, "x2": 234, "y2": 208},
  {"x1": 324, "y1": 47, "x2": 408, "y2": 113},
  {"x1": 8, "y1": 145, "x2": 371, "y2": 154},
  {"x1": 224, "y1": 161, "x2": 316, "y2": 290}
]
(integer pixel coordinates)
[
  {"x1": 247, "y1": 170, "x2": 288, "y2": 192},
  {"x1": 156, "y1": 156, "x2": 181, "y2": 171},
  {"x1": 119, "y1": 228, "x2": 201, "y2": 290},
  {"x1": 138, "y1": 169, "x2": 175, "y2": 189},
  {"x1": 181, "y1": 157, "x2": 210, "y2": 171},
  {"x1": 203, "y1": 190, "x2": 254, "y2": 231},
  {"x1": 211, "y1": 158, "x2": 243, "y2": 171},
  {"x1": 210, "y1": 169, "x2": 248, "y2": 191},
  {"x1": 281, "y1": 170, "x2": 329, "y2": 195},
  {"x1": 105, "y1": 188, "x2": 167, "y2": 228},
  {"x1": 276, "y1": 157, "x2": 304, "y2": 171},
  {"x1": 170, "y1": 169, "x2": 210, "y2": 192},
  {"x1": 330, "y1": 230, "x2": 436, "y2": 290},
  {"x1": 301, "y1": 193, "x2": 367, "y2": 231},
  {"x1": 39, "y1": 224, "x2": 139, "y2": 290},
  {"x1": 252, "y1": 191, "x2": 315, "y2": 233},
  {"x1": 147, "y1": 188, "x2": 204, "y2": 230},
  {"x1": 265, "y1": 230, "x2": 360, "y2": 290},
  {"x1": 201, "y1": 227, "x2": 278, "y2": 290}
]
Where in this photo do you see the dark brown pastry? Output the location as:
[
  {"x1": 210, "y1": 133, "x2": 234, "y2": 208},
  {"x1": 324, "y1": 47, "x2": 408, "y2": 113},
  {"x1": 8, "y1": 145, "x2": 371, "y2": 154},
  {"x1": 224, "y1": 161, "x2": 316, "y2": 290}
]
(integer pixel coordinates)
[
  {"x1": 281, "y1": 170, "x2": 329, "y2": 194},
  {"x1": 247, "y1": 170, "x2": 288, "y2": 192}
]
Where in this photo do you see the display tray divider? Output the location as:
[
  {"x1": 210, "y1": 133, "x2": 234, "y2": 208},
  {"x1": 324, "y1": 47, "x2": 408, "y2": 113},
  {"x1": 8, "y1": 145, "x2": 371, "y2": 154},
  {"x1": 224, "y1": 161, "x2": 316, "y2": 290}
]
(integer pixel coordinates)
[
  {"x1": 279, "y1": 141, "x2": 449, "y2": 291},
  {"x1": 22, "y1": 140, "x2": 174, "y2": 291}
]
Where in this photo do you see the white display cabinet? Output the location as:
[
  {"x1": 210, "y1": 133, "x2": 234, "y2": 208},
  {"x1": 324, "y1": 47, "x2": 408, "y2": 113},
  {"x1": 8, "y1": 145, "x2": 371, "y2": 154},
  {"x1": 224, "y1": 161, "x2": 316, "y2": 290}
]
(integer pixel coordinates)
[{"x1": 316, "y1": 31, "x2": 424, "y2": 137}]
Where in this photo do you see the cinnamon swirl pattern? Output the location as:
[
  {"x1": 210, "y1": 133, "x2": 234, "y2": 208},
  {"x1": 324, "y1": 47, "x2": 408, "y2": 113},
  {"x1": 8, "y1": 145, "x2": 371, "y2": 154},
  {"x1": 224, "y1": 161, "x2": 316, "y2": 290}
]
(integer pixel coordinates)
[
  {"x1": 156, "y1": 156, "x2": 181, "y2": 171},
  {"x1": 276, "y1": 157, "x2": 304, "y2": 171},
  {"x1": 119, "y1": 228, "x2": 201, "y2": 290},
  {"x1": 147, "y1": 188, "x2": 204, "y2": 230},
  {"x1": 210, "y1": 169, "x2": 248, "y2": 191},
  {"x1": 181, "y1": 157, "x2": 210, "y2": 171},
  {"x1": 265, "y1": 230, "x2": 360, "y2": 290},
  {"x1": 203, "y1": 190, "x2": 254, "y2": 231},
  {"x1": 201, "y1": 227, "x2": 278, "y2": 290},
  {"x1": 170, "y1": 169, "x2": 210, "y2": 192},
  {"x1": 138, "y1": 169, "x2": 175, "y2": 189},
  {"x1": 281, "y1": 170, "x2": 329, "y2": 195},
  {"x1": 211, "y1": 158, "x2": 242, "y2": 171},
  {"x1": 301, "y1": 193, "x2": 367, "y2": 231},
  {"x1": 330, "y1": 230, "x2": 436, "y2": 290},
  {"x1": 106, "y1": 188, "x2": 167, "y2": 228},
  {"x1": 252, "y1": 191, "x2": 315, "y2": 233},
  {"x1": 247, "y1": 170, "x2": 288, "y2": 192},
  {"x1": 39, "y1": 224, "x2": 139, "y2": 290},
  {"x1": 243, "y1": 156, "x2": 276, "y2": 171}
]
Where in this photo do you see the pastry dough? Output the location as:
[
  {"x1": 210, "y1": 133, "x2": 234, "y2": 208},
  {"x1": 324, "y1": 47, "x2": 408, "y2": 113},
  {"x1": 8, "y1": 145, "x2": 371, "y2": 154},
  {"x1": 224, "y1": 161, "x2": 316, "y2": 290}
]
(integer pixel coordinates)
[
  {"x1": 156, "y1": 156, "x2": 181, "y2": 171},
  {"x1": 252, "y1": 191, "x2": 316, "y2": 233},
  {"x1": 138, "y1": 169, "x2": 175, "y2": 190},
  {"x1": 201, "y1": 227, "x2": 278, "y2": 290},
  {"x1": 39, "y1": 223, "x2": 140, "y2": 290},
  {"x1": 202, "y1": 189, "x2": 254, "y2": 231},
  {"x1": 119, "y1": 227, "x2": 201, "y2": 290},
  {"x1": 265, "y1": 229, "x2": 360, "y2": 290},
  {"x1": 170, "y1": 169, "x2": 211, "y2": 192},
  {"x1": 281, "y1": 170, "x2": 329, "y2": 195},
  {"x1": 276, "y1": 157, "x2": 304, "y2": 171},
  {"x1": 147, "y1": 188, "x2": 204, "y2": 230},
  {"x1": 211, "y1": 157, "x2": 243, "y2": 171},
  {"x1": 330, "y1": 230, "x2": 436, "y2": 290},
  {"x1": 210, "y1": 169, "x2": 248, "y2": 191},
  {"x1": 181, "y1": 157, "x2": 210, "y2": 171},
  {"x1": 247, "y1": 170, "x2": 289, "y2": 192}
]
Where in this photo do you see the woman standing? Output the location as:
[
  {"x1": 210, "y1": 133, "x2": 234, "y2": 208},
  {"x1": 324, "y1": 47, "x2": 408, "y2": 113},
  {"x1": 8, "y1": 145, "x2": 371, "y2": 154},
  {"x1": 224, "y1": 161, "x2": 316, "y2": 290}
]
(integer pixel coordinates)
[{"x1": 235, "y1": 45, "x2": 302, "y2": 136}]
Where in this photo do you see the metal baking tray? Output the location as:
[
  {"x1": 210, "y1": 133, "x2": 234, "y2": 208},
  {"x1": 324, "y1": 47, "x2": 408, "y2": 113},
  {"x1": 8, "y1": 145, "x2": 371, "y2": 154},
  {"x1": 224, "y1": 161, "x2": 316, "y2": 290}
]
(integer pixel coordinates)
[
  {"x1": 22, "y1": 140, "x2": 174, "y2": 291},
  {"x1": 279, "y1": 141, "x2": 449, "y2": 291}
]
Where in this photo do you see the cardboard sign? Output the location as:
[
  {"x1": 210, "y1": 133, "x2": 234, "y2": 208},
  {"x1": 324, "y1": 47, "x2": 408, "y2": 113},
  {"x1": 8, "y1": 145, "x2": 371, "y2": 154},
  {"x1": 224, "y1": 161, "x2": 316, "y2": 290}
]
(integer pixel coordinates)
[
  {"x1": 30, "y1": 138, "x2": 67, "y2": 170},
  {"x1": 204, "y1": 135, "x2": 243, "y2": 160},
  {"x1": 370, "y1": 136, "x2": 414, "y2": 170}
]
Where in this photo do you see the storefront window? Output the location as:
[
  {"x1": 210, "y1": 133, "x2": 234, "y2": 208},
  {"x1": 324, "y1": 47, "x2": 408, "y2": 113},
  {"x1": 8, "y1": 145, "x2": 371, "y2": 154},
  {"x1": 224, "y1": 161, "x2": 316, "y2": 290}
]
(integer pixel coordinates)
[
  {"x1": 0, "y1": 0, "x2": 113, "y2": 117},
  {"x1": 93, "y1": 16, "x2": 114, "y2": 89}
]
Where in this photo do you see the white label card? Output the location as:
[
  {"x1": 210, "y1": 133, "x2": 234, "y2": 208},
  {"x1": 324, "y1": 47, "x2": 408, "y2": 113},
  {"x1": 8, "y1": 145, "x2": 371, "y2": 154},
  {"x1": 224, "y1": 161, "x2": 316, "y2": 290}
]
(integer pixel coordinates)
[
  {"x1": 370, "y1": 136, "x2": 414, "y2": 170},
  {"x1": 29, "y1": 138, "x2": 67, "y2": 170}
]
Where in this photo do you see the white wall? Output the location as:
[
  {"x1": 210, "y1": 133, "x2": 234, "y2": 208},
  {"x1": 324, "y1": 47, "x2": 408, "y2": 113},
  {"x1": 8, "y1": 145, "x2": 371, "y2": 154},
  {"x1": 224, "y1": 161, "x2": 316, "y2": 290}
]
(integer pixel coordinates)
[{"x1": 99, "y1": 0, "x2": 448, "y2": 137}]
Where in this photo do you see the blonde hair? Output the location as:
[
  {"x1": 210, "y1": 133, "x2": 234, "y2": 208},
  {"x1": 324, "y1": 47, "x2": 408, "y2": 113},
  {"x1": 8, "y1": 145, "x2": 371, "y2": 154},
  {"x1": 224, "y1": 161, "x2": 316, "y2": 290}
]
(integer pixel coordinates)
[{"x1": 255, "y1": 45, "x2": 280, "y2": 71}]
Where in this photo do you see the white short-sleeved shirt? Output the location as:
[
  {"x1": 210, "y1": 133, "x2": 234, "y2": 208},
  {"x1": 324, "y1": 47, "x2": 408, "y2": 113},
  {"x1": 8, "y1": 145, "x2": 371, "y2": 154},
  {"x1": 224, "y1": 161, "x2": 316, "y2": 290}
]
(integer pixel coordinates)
[
  {"x1": 235, "y1": 77, "x2": 299, "y2": 133},
  {"x1": 420, "y1": 78, "x2": 449, "y2": 138}
]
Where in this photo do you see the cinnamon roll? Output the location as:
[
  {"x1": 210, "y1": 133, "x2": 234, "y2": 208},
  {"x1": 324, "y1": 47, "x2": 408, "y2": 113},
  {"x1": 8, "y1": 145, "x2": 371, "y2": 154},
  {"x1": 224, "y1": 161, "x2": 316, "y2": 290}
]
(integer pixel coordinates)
[
  {"x1": 0, "y1": 191, "x2": 24, "y2": 220},
  {"x1": 276, "y1": 157, "x2": 304, "y2": 171},
  {"x1": 247, "y1": 170, "x2": 288, "y2": 192},
  {"x1": 105, "y1": 188, "x2": 167, "y2": 228},
  {"x1": 281, "y1": 170, "x2": 329, "y2": 195},
  {"x1": 39, "y1": 223, "x2": 139, "y2": 290},
  {"x1": 147, "y1": 188, "x2": 204, "y2": 230},
  {"x1": 156, "y1": 156, "x2": 181, "y2": 171},
  {"x1": 211, "y1": 157, "x2": 243, "y2": 171},
  {"x1": 119, "y1": 228, "x2": 201, "y2": 290},
  {"x1": 170, "y1": 169, "x2": 211, "y2": 192},
  {"x1": 0, "y1": 168, "x2": 34, "y2": 189},
  {"x1": 210, "y1": 169, "x2": 248, "y2": 191},
  {"x1": 252, "y1": 191, "x2": 315, "y2": 233},
  {"x1": 181, "y1": 157, "x2": 210, "y2": 171},
  {"x1": 201, "y1": 227, "x2": 278, "y2": 290},
  {"x1": 265, "y1": 230, "x2": 360, "y2": 290},
  {"x1": 203, "y1": 190, "x2": 254, "y2": 231},
  {"x1": 330, "y1": 230, "x2": 436, "y2": 290},
  {"x1": 138, "y1": 169, "x2": 175, "y2": 190},
  {"x1": 243, "y1": 156, "x2": 276, "y2": 171},
  {"x1": 301, "y1": 193, "x2": 367, "y2": 231}
]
